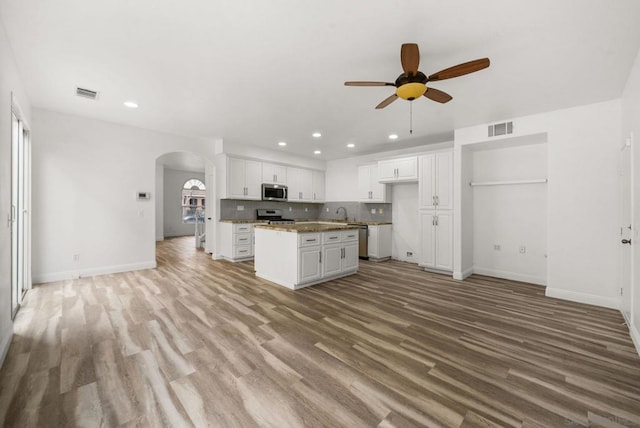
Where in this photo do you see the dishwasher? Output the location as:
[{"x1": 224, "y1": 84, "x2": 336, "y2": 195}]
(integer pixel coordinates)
[{"x1": 358, "y1": 224, "x2": 368, "y2": 259}]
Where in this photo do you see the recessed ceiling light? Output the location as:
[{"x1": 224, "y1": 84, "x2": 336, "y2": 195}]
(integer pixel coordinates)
[
  {"x1": 388, "y1": 134, "x2": 399, "y2": 140},
  {"x1": 313, "y1": 150, "x2": 321, "y2": 155},
  {"x1": 312, "y1": 132, "x2": 322, "y2": 138},
  {"x1": 278, "y1": 141, "x2": 287, "y2": 146},
  {"x1": 347, "y1": 143, "x2": 355, "y2": 148},
  {"x1": 123, "y1": 101, "x2": 138, "y2": 108}
]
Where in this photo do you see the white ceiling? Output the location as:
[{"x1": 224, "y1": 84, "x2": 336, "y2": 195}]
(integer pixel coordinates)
[{"x1": 2, "y1": 0, "x2": 640, "y2": 160}]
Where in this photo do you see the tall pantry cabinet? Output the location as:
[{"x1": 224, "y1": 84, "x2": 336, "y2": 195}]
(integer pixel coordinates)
[{"x1": 419, "y1": 151, "x2": 453, "y2": 272}]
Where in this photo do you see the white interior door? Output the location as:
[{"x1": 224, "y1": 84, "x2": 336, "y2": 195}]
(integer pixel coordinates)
[
  {"x1": 11, "y1": 110, "x2": 30, "y2": 318},
  {"x1": 620, "y1": 142, "x2": 633, "y2": 319}
]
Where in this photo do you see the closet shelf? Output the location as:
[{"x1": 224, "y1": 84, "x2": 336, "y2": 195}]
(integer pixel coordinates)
[{"x1": 469, "y1": 178, "x2": 547, "y2": 187}]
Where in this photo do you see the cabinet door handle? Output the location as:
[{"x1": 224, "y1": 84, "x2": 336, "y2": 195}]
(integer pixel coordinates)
[
  {"x1": 436, "y1": 195, "x2": 439, "y2": 206},
  {"x1": 435, "y1": 215, "x2": 439, "y2": 226},
  {"x1": 319, "y1": 250, "x2": 322, "y2": 263},
  {"x1": 341, "y1": 248, "x2": 344, "y2": 258},
  {"x1": 432, "y1": 216, "x2": 435, "y2": 226}
]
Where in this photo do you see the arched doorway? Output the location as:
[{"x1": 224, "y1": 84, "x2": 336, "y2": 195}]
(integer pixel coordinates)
[{"x1": 155, "y1": 152, "x2": 215, "y2": 254}]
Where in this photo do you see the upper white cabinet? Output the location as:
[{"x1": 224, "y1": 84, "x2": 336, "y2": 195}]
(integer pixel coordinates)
[
  {"x1": 358, "y1": 164, "x2": 389, "y2": 202},
  {"x1": 312, "y1": 170, "x2": 325, "y2": 202},
  {"x1": 226, "y1": 158, "x2": 262, "y2": 200},
  {"x1": 419, "y1": 151, "x2": 453, "y2": 210},
  {"x1": 287, "y1": 167, "x2": 313, "y2": 201},
  {"x1": 262, "y1": 163, "x2": 287, "y2": 185},
  {"x1": 378, "y1": 157, "x2": 418, "y2": 183}
]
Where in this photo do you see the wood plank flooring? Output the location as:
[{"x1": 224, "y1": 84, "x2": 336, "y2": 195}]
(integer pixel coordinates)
[{"x1": 1, "y1": 236, "x2": 640, "y2": 427}]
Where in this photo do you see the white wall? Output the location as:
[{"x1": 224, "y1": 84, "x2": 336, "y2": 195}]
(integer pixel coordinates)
[
  {"x1": 622, "y1": 46, "x2": 640, "y2": 350},
  {"x1": 471, "y1": 143, "x2": 548, "y2": 285},
  {"x1": 163, "y1": 169, "x2": 205, "y2": 238},
  {"x1": 455, "y1": 100, "x2": 622, "y2": 309},
  {"x1": 155, "y1": 164, "x2": 164, "y2": 240},
  {"x1": 32, "y1": 109, "x2": 214, "y2": 283},
  {"x1": 391, "y1": 183, "x2": 420, "y2": 262},
  {"x1": 0, "y1": 21, "x2": 32, "y2": 365}
]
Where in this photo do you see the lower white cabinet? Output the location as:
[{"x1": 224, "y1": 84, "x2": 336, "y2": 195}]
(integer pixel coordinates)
[
  {"x1": 299, "y1": 246, "x2": 322, "y2": 283},
  {"x1": 322, "y1": 242, "x2": 358, "y2": 277},
  {"x1": 420, "y1": 211, "x2": 453, "y2": 272},
  {"x1": 368, "y1": 224, "x2": 392, "y2": 261},
  {"x1": 218, "y1": 222, "x2": 258, "y2": 261}
]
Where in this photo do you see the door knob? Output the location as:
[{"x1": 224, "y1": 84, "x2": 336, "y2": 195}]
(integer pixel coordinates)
[{"x1": 622, "y1": 239, "x2": 632, "y2": 245}]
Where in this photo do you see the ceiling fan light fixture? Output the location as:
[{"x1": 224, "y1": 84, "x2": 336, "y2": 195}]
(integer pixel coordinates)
[{"x1": 396, "y1": 83, "x2": 426, "y2": 100}]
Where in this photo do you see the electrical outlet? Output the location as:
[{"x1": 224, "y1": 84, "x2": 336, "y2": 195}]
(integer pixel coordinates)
[
  {"x1": 494, "y1": 244, "x2": 501, "y2": 251},
  {"x1": 406, "y1": 251, "x2": 413, "y2": 257},
  {"x1": 237, "y1": 205, "x2": 244, "y2": 211},
  {"x1": 304, "y1": 207, "x2": 308, "y2": 212},
  {"x1": 371, "y1": 208, "x2": 376, "y2": 214},
  {"x1": 519, "y1": 245, "x2": 526, "y2": 254},
  {"x1": 379, "y1": 208, "x2": 384, "y2": 214},
  {"x1": 326, "y1": 207, "x2": 329, "y2": 212},
  {"x1": 289, "y1": 207, "x2": 292, "y2": 211}
]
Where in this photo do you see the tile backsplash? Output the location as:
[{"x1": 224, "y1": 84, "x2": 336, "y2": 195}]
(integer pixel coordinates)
[{"x1": 220, "y1": 199, "x2": 392, "y2": 223}]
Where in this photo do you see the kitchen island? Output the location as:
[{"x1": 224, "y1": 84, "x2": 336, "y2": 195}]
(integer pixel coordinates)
[{"x1": 254, "y1": 222, "x2": 360, "y2": 290}]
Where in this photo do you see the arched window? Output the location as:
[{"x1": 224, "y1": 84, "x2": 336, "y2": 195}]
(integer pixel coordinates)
[{"x1": 182, "y1": 179, "x2": 206, "y2": 223}]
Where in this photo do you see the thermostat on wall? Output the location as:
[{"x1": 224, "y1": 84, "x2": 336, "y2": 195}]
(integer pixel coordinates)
[{"x1": 136, "y1": 192, "x2": 151, "y2": 200}]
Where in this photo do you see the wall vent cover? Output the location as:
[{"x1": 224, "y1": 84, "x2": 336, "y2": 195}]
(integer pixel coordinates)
[
  {"x1": 488, "y1": 121, "x2": 513, "y2": 137},
  {"x1": 76, "y1": 87, "x2": 99, "y2": 100}
]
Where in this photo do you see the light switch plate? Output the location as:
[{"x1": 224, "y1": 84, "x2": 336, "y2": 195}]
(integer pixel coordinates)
[
  {"x1": 371, "y1": 208, "x2": 376, "y2": 214},
  {"x1": 237, "y1": 205, "x2": 244, "y2": 211}
]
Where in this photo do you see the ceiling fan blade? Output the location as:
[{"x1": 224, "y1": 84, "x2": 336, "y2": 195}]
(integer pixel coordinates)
[
  {"x1": 424, "y1": 87, "x2": 452, "y2": 103},
  {"x1": 427, "y1": 58, "x2": 490, "y2": 82},
  {"x1": 375, "y1": 94, "x2": 398, "y2": 109},
  {"x1": 345, "y1": 81, "x2": 395, "y2": 86},
  {"x1": 400, "y1": 43, "x2": 420, "y2": 76}
]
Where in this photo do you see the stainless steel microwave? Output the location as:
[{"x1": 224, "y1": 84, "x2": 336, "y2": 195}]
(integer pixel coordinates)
[{"x1": 262, "y1": 183, "x2": 288, "y2": 201}]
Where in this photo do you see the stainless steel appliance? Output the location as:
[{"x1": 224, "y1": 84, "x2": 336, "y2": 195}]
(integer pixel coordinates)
[
  {"x1": 358, "y1": 224, "x2": 368, "y2": 259},
  {"x1": 261, "y1": 184, "x2": 288, "y2": 201},
  {"x1": 256, "y1": 209, "x2": 295, "y2": 224}
]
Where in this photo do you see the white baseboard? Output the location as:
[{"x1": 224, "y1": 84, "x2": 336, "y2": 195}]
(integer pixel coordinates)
[
  {"x1": 0, "y1": 327, "x2": 13, "y2": 369},
  {"x1": 545, "y1": 287, "x2": 620, "y2": 310},
  {"x1": 156, "y1": 235, "x2": 164, "y2": 241},
  {"x1": 33, "y1": 261, "x2": 157, "y2": 284},
  {"x1": 473, "y1": 266, "x2": 547, "y2": 286},
  {"x1": 622, "y1": 311, "x2": 640, "y2": 357},
  {"x1": 453, "y1": 267, "x2": 474, "y2": 280}
]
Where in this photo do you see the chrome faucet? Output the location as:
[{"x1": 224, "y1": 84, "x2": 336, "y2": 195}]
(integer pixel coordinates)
[{"x1": 336, "y1": 206, "x2": 347, "y2": 221}]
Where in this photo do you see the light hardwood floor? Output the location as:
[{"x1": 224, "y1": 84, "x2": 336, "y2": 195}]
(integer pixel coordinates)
[{"x1": 1, "y1": 236, "x2": 640, "y2": 427}]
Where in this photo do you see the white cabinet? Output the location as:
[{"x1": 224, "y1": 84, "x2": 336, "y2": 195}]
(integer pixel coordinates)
[
  {"x1": 419, "y1": 151, "x2": 453, "y2": 210},
  {"x1": 420, "y1": 211, "x2": 452, "y2": 272},
  {"x1": 358, "y1": 164, "x2": 389, "y2": 202},
  {"x1": 368, "y1": 224, "x2": 392, "y2": 261},
  {"x1": 299, "y1": 246, "x2": 322, "y2": 283},
  {"x1": 322, "y1": 233, "x2": 358, "y2": 277},
  {"x1": 218, "y1": 222, "x2": 258, "y2": 261},
  {"x1": 287, "y1": 167, "x2": 313, "y2": 201},
  {"x1": 378, "y1": 157, "x2": 418, "y2": 183},
  {"x1": 226, "y1": 158, "x2": 262, "y2": 200},
  {"x1": 262, "y1": 163, "x2": 287, "y2": 185},
  {"x1": 312, "y1": 170, "x2": 325, "y2": 202}
]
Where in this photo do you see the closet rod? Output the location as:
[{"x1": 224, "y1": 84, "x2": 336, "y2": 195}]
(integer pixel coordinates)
[{"x1": 469, "y1": 178, "x2": 548, "y2": 187}]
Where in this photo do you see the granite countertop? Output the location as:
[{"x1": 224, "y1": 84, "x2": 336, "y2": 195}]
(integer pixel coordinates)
[
  {"x1": 219, "y1": 219, "x2": 269, "y2": 224},
  {"x1": 220, "y1": 219, "x2": 392, "y2": 226},
  {"x1": 315, "y1": 219, "x2": 392, "y2": 226},
  {"x1": 254, "y1": 222, "x2": 360, "y2": 233}
]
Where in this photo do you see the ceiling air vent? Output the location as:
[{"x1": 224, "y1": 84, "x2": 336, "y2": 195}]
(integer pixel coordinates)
[
  {"x1": 488, "y1": 121, "x2": 513, "y2": 137},
  {"x1": 76, "y1": 87, "x2": 99, "y2": 100}
]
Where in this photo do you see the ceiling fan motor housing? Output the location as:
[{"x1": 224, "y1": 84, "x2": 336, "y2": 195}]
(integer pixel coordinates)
[{"x1": 395, "y1": 71, "x2": 428, "y2": 100}]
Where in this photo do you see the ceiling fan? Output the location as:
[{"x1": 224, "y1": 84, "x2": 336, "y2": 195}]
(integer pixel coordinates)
[{"x1": 345, "y1": 43, "x2": 490, "y2": 109}]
